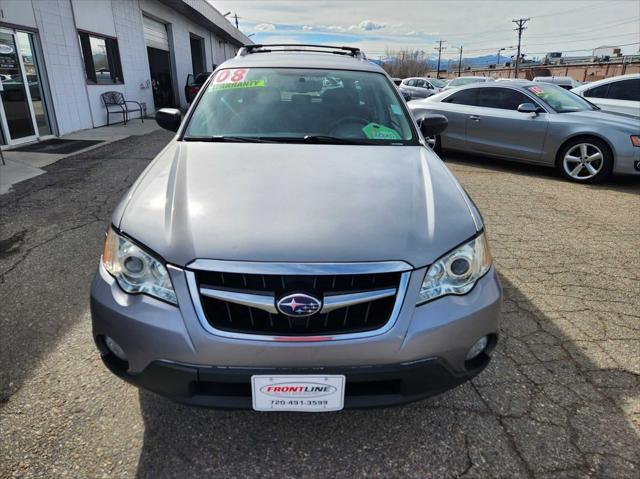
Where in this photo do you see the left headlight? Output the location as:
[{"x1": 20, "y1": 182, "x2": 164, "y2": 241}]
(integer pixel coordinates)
[
  {"x1": 101, "y1": 227, "x2": 177, "y2": 305},
  {"x1": 417, "y1": 232, "x2": 492, "y2": 305}
]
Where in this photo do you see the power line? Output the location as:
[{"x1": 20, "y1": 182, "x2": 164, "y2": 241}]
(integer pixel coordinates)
[
  {"x1": 525, "y1": 17, "x2": 640, "y2": 38},
  {"x1": 524, "y1": 41, "x2": 640, "y2": 55},
  {"x1": 529, "y1": 0, "x2": 622, "y2": 19}
]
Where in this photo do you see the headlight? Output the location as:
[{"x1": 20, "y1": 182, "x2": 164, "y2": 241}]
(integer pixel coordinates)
[
  {"x1": 101, "y1": 227, "x2": 177, "y2": 305},
  {"x1": 417, "y1": 232, "x2": 492, "y2": 304}
]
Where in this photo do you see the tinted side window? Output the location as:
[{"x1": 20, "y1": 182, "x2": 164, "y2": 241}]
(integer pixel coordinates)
[
  {"x1": 476, "y1": 88, "x2": 533, "y2": 110},
  {"x1": 444, "y1": 88, "x2": 478, "y2": 106},
  {"x1": 606, "y1": 79, "x2": 640, "y2": 101},
  {"x1": 406, "y1": 79, "x2": 416, "y2": 86},
  {"x1": 584, "y1": 84, "x2": 609, "y2": 98}
]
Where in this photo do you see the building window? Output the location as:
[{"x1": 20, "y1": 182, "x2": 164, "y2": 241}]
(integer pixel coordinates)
[{"x1": 78, "y1": 32, "x2": 123, "y2": 84}]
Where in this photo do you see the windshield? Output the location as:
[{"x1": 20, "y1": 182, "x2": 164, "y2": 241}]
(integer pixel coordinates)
[
  {"x1": 429, "y1": 79, "x2": 446, "y2": 88},
  {"x1": 450, "y1": 77, "x2": 484, "y2": 86},
  {"x1": 526, "y1": 83, "x2": 596, "y2": 113},
  {"x1": 185, "y1": 67, "x2": 417, "y2": 144}
]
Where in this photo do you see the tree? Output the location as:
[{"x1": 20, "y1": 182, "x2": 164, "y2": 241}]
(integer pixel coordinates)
[{"x1": 381, "y1": 48, "x2": 431, "y2": 78}]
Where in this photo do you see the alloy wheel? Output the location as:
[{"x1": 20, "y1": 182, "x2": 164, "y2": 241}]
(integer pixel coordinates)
[{"x1": 562, "y1": 143, "x2": 604, "y2": 180}]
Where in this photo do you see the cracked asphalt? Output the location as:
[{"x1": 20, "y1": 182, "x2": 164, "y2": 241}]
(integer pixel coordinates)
[{"x1": 1, "y1": 131, "x2": 638, "y2": 478}]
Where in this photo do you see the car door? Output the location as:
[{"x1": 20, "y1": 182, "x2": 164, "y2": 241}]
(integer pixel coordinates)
[
  {"x1": 431, "y1": 88, "x2": 479, "y2": 150},
  {"x1": 584, "y1": 79, "x2": 640, "y2": 117},
  {"x1": 400, "y1": 79, "x2": 418, "y2": 99},
  {"x1": 465, "y1": 87, "x2": 549, "y2": 162},
  {"x1": 412, "y1": 79, "x2": 431, "y2": 99}
]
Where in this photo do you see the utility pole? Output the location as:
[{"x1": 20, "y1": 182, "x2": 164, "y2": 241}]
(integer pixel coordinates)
[
  {"x1": 496, "y1": 47, "x2": 506, "y2": 67},
  {"x1": 456, "y1": 46, "x2": 463, "y2": 77},
  {"x1": 434, "y1": 40, "x2": 446, "y2": 79},
  {"x1": 512, "y1": 18, "x2": 529, "y2": 78},
  {"x1": 233, "y1": 13, "x2": 239, "y2": 29}
]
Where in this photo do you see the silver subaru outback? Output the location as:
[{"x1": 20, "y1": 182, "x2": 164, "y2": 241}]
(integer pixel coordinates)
[{"x1": 91, "y1": 44, "x2": 502, "y2": 412}]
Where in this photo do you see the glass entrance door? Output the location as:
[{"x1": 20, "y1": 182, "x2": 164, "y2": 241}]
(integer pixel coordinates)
[{"x1": 0, "y1": 28, "x2": 49, "y2": 145}]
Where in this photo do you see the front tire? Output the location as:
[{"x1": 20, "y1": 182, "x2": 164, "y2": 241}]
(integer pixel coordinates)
[{"x1": 558, "y1": 138, "x2": 612, "y2": 183}]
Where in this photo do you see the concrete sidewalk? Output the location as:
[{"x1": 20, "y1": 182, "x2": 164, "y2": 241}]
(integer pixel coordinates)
[{"x1": 0, "y1": 120, "x2": 161, "y2": 195}]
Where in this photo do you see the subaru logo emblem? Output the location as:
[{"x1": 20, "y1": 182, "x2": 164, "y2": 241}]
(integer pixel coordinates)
[{"x1": 276, "y1": 293, "x2": 322, "y2": 317}]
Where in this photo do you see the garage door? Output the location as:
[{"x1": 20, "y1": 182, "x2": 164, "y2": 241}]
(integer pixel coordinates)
[{"x1": 143, "y1": 16, "x2": 169, "y2": 51}]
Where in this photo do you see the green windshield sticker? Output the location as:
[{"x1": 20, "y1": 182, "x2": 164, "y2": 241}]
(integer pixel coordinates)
[
  {"x1": 209, "y1": 79, "x2": 266, "y2": 91},
  {"x1": 362, "y1": 122, "x2": 402, "y2": 140}
]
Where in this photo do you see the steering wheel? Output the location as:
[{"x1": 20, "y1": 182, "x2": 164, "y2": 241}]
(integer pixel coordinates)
[{"x1": 327, "y1": 116, "x2": 370, "y2": 136}]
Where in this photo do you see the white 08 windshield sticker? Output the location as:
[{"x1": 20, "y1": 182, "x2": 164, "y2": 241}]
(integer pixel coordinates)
[{"x1": 212, "y1": 68, "x2": 249, "y2": 84}]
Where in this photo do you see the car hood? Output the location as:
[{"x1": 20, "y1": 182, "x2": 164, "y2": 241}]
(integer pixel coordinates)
[
  {"x1": 115, "y1": 142, "x2": 479, "y2": 268},
  {"x1": 563, "y1": 110, "x2": 640, "y2": 128}
]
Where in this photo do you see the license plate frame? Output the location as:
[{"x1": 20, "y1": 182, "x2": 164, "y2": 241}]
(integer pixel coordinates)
[{"x1": 251, "y1": 375, "x2": 346, "y2": 412}]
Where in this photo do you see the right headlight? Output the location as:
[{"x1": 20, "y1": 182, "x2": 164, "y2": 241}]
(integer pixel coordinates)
[
  {"x1": 416, "y1": 232, "x2": 492, "y2": 305},
  {"x1": 101, "y1": 227, "x2": 177, "y2": 305}
]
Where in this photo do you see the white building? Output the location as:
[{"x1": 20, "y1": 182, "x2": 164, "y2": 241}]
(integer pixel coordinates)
[{"x1": 0, "y1": 0, "x2": 251, "y2": 147}]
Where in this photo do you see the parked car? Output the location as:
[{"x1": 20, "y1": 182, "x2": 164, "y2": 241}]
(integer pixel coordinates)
[
  {"x1": 91, "y1": 44, "x2": 501, "y2": 412},
  {"x1": 184, "y1": 71, "x2": 213, "y2": 103},
  {"x1": 399, "y1": 77, "x2": 446, "y2": 100},
  {"x1": 443, "y1": 76, "x2": 494, "y2": 90},
  {"x1": 391, "y1": 77, "x2": 412, "y2": 101},
  {"x1": 571, "y1": 74, "x2": 640, "y2": 117},
  {"x1": 533, "y1": 76, "x2": 582, "y2": 90},
  {"x1": 409, "y1": 81, "x2": 640, "y2": 183}
]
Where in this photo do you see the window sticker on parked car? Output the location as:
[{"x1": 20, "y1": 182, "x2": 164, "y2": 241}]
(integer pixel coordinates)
[
  {"x1": 528, "y1": 86, "x2": 544, "y2": 95},
  {"x1": 362, "y1": 122, "x2": 402, "y2": 140},
  {"x1": 209, "y1": 68, "x2": 266, "y2": 91},
  {"x1": 210, "y1": 79, "x2": 266, "y2": 91},
  {"x1": 213, "y1": 68, "x2": 249, "y2": 83}
]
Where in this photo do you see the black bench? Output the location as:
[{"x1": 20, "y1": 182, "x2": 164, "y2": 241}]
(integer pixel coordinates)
[{"x1": 101, "y1": 91, "x2": 144, "y2": 126}]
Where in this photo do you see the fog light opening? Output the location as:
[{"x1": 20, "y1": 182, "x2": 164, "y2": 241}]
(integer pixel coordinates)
[
  {"x1": 105, "y1": 336, "x2": 128, "y2": 361},
  {"x1": 466, "y1": 335, "x2": 489, "y2": 361}
]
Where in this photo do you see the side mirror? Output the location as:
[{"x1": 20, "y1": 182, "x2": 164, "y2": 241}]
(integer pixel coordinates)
[
  {"x1": 156, "y1": 108, "x2": 182, "y2": 132},
  {"x1": 517, "y1": 103, "x2": 541, "y2": 114},
  {"x1": 417, "y1": 113, "x2": 448, "y2": 137}
]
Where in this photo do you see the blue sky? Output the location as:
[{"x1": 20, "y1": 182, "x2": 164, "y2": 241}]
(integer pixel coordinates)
[{"x1": 212, "y1": 0, "x2": 640, "y2": 61}]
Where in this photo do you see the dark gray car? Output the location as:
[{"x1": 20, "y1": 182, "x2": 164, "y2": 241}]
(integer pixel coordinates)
[
  {"x1": 410, "y1": 81, "x2": 640, "y2": 182},
  {"x1": 90, "y1": 44, "x2": 501, "y2": 412}
]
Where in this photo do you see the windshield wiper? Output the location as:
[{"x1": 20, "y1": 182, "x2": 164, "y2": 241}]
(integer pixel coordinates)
[
  {"x1": 302, "y1": 135, "x2": 376, "y2": 145},
  {"x1": 182, "y1": 136, "x2": 277, "y2": 143}
]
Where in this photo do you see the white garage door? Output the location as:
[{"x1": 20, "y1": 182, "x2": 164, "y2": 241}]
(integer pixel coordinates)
[{"x1": 143, "y1": 16, "x2": 169, "y2": 51}]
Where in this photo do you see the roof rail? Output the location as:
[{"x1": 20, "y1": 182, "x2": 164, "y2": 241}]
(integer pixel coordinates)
[{"x1": 237, "y1": 44, "x2": 367, "y2": 60}]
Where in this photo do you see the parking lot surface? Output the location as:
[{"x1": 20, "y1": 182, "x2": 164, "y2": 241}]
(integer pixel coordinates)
[{"x1": 1, "y1": 131, "x2": 638, "y2": 478}]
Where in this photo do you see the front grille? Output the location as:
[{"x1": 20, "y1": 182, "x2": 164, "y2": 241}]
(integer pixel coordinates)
[{"x1": 193, "y1": 270, "x2": 403, "y2": 336}]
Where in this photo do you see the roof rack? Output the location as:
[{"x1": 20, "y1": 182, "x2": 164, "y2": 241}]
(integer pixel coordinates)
[{"x1": 237, "y1": 44, "x2": 367, "y2": 60}]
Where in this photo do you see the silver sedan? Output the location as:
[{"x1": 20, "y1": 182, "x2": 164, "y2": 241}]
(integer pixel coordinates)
[{"x1": 409, "y1": 80, "x2": 640, "y2": 182}]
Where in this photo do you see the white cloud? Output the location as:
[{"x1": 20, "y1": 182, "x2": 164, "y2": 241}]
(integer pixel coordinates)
[
  {"x1": 254, "y1": 23, "x2": 276, "y2": 31},
  {"x1": 326, "y1": 25, "x2": 346, "y2": 32},
  {"x1": 302, "y1": 25, "x2": 313, "y2": 31},
  {"x1": 353, "y1": 20, "x2": 386, "y2": 31}
]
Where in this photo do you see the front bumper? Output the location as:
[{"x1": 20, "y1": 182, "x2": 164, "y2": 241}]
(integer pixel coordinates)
[
  {"x1": 613, "y1": 143, "x2": 640, "y2": 175},
  {"x1": 98, "y1": 352, "x2": 494, "y2": 409},
  {"x1": 91, "y1": 263, "x2": 502, "y2": 408}
]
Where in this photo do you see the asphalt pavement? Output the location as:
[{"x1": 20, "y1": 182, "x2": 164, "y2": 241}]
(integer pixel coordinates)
[{"x1": 1, "y1": 132, "x2": 638, "y2": 478}]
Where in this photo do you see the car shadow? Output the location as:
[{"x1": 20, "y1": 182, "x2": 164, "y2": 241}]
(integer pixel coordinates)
[
  {"x1": 135, "y1": 274, "x2": 640, "y2": 478},
  {"x1": 443, "y1": 151, "x2": 640, "y2": 195}
]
